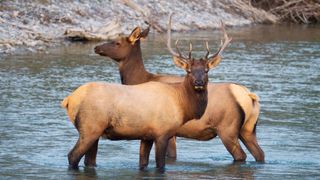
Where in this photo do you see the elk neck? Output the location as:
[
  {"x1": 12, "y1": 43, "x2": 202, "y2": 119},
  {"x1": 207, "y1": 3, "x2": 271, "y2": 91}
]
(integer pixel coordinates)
[
  {"x1": 118, "y1": 41, "x2": 153, "y2": 85},
  {"x1": 174, "y1": 76, "x2": 208, "y2": 122}
]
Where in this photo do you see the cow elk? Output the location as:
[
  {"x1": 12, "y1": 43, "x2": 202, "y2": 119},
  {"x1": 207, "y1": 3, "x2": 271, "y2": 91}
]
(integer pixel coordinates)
[
  {"x1": 94, "y1": 14, "x2": 265, "y2": 163},
  {"x1": 61, "y1": 35, "x2": 222, "y2": 170}
]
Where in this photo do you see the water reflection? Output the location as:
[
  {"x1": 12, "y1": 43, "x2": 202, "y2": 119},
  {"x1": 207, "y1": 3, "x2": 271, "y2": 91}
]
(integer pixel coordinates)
[
  {"x1": 66, "y1": 162, "x2": 259, "y2": 179},
  {"x1": 68, "y1": 167, "x2": 97, "y2": 180}
]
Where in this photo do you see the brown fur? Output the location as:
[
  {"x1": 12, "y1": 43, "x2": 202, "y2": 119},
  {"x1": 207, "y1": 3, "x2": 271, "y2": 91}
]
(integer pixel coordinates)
[{"x1": 94, "y1": 26, "x2": 264, "y2": 163}]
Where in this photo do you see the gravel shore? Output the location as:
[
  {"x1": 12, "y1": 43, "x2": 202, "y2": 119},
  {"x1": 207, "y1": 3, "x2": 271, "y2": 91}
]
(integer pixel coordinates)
[{"x1": 0, "y1": 0, "x2": 277, "y2": 54}]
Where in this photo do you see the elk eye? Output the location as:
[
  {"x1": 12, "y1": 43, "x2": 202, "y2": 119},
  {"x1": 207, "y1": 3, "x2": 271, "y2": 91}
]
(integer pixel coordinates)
[
  {"x1": 187, "y1": 69, "x2": 191, "y2": 73},
  {"x1": 116, "y1": 42, "x2": 121, "y2": 46}
]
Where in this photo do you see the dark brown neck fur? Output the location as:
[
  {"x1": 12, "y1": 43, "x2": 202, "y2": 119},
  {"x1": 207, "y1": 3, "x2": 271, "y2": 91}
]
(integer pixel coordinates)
[
  {"x1": 175, "y1": 77, "x2": 208, "y2": 122},
  {"x1": 118, "y1": 41, "x2": 154, "y2": 85}
]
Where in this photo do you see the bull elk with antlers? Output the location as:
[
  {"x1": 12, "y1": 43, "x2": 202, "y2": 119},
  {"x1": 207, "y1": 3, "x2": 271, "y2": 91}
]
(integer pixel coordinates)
[
  {"x1": 94, "y1": 14, "x2": 264, "y2": 164},
  {"x1": 61, "y1": 30, "x2": 222, "y2": 169}
]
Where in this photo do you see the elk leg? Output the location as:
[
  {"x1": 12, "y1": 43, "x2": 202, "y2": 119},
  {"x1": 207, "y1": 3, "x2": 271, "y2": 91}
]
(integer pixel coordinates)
[
  {"x1": 84, "y1": 139, "x2": 99, "y2": 167},
  {"x1": 155, "y1": 136, "x2": 169, "y2": 171},
  {"x1": 219, "y1": 131, "x2": 247, "y2": 161},
  {"x1": 68, "y1": 120, "x2": 103, "y2": 169},
  {"x1": 166, "y1": 136, "x2": 177, "y2": 159},
  {"x1": 240, "y1": 131, "x2": 265, "y2": 162},
  {"x1": 68, "y1": 136, "x2": 98, "y2": 169},
  {"x1": 139, "y1": 139, "x2": 153, "y2": 170}
]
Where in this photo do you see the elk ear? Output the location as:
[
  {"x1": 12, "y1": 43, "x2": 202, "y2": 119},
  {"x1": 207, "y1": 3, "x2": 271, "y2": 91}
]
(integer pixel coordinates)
[
  {"x1": 207, "y1": 55, "x2": 221, "y2": 69},
  {"x1": 140, "y1": 26, "x2": 150, "y2": 40},
  {"x1": 128, "y1": 27, "x2": 142, "y2": 44},
  {"x1": 173, "y1": 56, "x2": 189, "y2": 70}
]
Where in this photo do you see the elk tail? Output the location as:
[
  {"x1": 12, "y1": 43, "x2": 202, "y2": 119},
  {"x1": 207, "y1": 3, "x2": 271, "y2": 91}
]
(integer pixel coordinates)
[
  {"x1": 248, "y1": 92, "x2": 259, "y2": 102},
  {"x1": 60, "y1": 95, "x2": 78, "y2": 124},
  {"x1": 61, "y1": 96, "x2": 69, "y2": 109}
]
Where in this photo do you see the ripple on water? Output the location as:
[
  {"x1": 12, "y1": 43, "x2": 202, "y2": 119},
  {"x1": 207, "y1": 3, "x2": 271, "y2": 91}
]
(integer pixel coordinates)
[{"x1": 1, "y1": 25, "x2": 320, "y2": 179}]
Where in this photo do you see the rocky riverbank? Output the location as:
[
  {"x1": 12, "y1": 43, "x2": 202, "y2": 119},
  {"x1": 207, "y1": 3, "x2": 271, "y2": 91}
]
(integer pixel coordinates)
[{"x1": 0, "y1": 0, "x2": 279, "y2": 54}]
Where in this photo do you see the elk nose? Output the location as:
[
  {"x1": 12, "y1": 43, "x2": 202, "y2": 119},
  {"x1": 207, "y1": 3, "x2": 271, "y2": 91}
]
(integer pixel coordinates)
[
  {"x1": 94, "y1": 46, "x2": 100, "y2": 54},
  {"x1": 195, "y1": 80, "x2": 204, "y2": 86}
]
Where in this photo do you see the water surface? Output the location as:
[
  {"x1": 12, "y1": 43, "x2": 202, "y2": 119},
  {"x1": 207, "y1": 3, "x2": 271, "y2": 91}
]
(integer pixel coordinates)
[{"x1": 0, "y1": 24, "x2": 319, "y2": 179}]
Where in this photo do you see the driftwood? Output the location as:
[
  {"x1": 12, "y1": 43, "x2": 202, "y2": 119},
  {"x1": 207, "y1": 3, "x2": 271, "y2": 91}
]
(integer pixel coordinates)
[
  {"x1": 64, "y1": 20, "x2": 121, "y2": 41},
  {"x1": 220, "y1": 0, "x2": 278, "y2": 24},
  {"x1": 250, "y1": 0, "x2": 320, "y2": 23}
]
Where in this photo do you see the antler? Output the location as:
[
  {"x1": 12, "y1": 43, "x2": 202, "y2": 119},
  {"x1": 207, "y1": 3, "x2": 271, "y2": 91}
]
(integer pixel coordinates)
[
  {"x1": 167, "y1": 13, "x2": 190, "y2": 61},
  {"x1": 206, "y1": 21, "x2": 232, "y2": 59},
  {"x1": 205, "y1": 41, "x2": 210, "y2": 59},
  {"x1": 175, "y1": 39, "x2": 183, "y2": 57},
  {"x1": 188, "y1": 41, "x2": 192, "y2": 59},
  {"x1": 167, "y1": 13, "x2": 180, "y2": 57}
]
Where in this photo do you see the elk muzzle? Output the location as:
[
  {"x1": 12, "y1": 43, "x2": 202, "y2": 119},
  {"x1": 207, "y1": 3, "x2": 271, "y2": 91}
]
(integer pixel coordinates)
[
  {"x1": 194, "y1": 80, "x2": 206, "y2": 91},
  {"x1": 94, "y1": 44, "x2": 108, "y2": 56}
]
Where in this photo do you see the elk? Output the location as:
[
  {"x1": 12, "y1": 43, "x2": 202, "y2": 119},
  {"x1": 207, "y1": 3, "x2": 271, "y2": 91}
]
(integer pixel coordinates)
[
  {"x1": 61, "y1": 36, "x2": 221, "y2": 170},
  {"x1": 94, "y1": 14, "x2": 265, "y2": 164}
]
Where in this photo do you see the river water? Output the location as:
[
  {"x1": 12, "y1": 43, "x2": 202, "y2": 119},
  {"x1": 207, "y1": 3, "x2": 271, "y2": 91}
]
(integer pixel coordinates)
[{"x1": 0, "y1": 24, "x2": 319, "y2": 179}]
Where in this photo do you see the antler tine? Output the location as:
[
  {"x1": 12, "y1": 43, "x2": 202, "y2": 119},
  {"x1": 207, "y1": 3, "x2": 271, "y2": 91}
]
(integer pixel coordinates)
[
  {"x1": 188, "y1": 41, "x2": 193, "y2": 59},
  {"x1": 205, "y1": 41, "x2": 210, "y2": 59},
  {"x1": 175, "y1": 39, "x2": 183, "y2": 57},
  {"x1": 210, "y1": 21, "x2": 232, "y2": 58},
  {"x1": 167, "y1": 13, "x2": 180, "y2": 57}
]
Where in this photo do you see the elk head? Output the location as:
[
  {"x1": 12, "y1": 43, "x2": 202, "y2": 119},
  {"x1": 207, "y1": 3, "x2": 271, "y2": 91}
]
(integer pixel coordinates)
[
  {"x1": 167, "y1": 14, "x2": 232, "y2": 92},
  {"x1": 94, "y1": 26, "x2": 149, "y2": 62}
]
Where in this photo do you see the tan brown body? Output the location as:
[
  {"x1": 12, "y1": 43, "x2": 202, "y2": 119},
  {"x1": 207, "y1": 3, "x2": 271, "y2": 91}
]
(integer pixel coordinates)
[
  {"x1": 94, "y1": 18, "x2": 264, "y2": 163},
  {"x1": 62, "y1": 82, "x2": 197, "y2": 141},
  {"x1": 175, "y1": 83, "x2": 258, "y2": 140},
  {"x1": 62, "y1": 79, "x2": 209, "y2": 170}
]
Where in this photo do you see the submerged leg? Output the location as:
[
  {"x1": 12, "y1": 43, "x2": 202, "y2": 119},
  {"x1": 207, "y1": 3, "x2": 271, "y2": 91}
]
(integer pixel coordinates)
[
  {"x1": 139, "y1": 139, "x2": 153, "y2": 170},
  {"x1": 68, "y1": 117, "x2": 104, "y2": 169},
  {"x1": 84, "y1": 139, "x2": 99, "y2": 167},
  {"x1": 219, "y1": 129, "x2": 247, "y2": 161},
  {"x1": 240, "y1": 130, "x2": 265, "y2": 162},
  {"x1": 68, "y1": 135, "x2": 100, "y2": 169},
  {"x1": 155, "y1": 136, "x2": 170, "y2": 171},
  {"x1": 166, "y1": 136, "x2": 177, "y2": 159}
]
